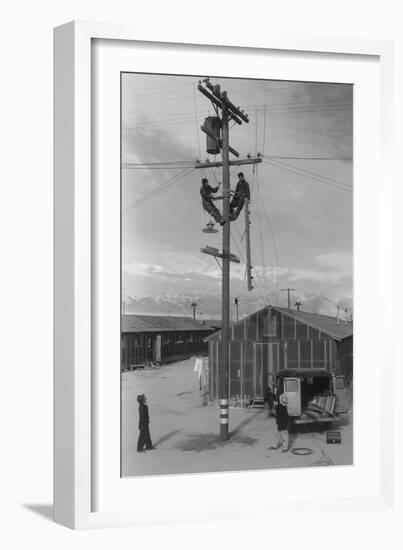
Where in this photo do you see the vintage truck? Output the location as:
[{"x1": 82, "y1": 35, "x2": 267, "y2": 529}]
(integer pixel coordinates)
[{"x1": 275, "y1": 368, "x2": 349, "y2": 426}]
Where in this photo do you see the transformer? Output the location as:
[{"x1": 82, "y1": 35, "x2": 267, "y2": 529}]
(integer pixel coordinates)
[{"x1": 204, "y1": 116, "x2": 220, "y2": 155}]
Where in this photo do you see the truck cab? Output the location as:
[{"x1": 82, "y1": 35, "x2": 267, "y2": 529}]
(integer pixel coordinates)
[{"x1": 276, "y1": 369, "x2": 348, "y2": 425}]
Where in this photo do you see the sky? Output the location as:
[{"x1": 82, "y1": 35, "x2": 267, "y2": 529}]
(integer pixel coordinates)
[{"x1": 121, "y1": 73, "x2": 353, "y2": 320}]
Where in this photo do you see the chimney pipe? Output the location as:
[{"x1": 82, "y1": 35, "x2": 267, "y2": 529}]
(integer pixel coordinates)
[{"x1": 336, "y1": 305, "x2": 340, "y2": 326}]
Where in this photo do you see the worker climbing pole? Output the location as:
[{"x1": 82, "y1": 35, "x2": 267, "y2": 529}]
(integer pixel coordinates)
[{"x1": 195, "y1": 78, "x2": 261, "y2": 440}]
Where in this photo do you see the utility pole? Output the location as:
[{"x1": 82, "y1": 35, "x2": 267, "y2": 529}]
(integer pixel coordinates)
[
  {"x1": 244, "y1": 198, "x2": 253, "y2": 291},
  {"x1": 197, "y1": 79, "x2": 260, "y2": 441},
  {"x1": 220, "y1": 97, "x2": 231, "y2": 441},
  {"x1": 234, "y1": 297, "x2": 239, "y2": 322},
  {"x1": 282, "y1": 288, "x2": 296, "y2": 310},
  {"x1": 191, "y1": 301, "x2": 198, "y2": 320}
]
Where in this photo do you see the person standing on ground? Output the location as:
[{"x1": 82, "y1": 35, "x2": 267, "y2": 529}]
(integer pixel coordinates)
[
  {"x1": 200, "y1": 178, "x2": 225, "y2": 225},
  {"x1": 264, "y1": 385, "x2": 276, "y2": 417},
  {"x1": 269, "y1": 393, "x2": 290, "y2": 452},
  {"x1": 230, "y1": 172, "x2": 250, "y2": 221},
  {"x1": 137, "y1": 394, "x2": 154, "y2": 453}
]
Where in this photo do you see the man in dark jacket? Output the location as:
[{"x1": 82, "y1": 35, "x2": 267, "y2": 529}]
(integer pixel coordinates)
[
  {"x1": 269, "y1": 393, "x2": 290, "y2": 452},
  {"x1": 137, "y1": 394, "x2": 154, "y2": 452},
  {"x1": 230, "y1": 172, "x2": 250, "y2": 221},
  {"x1": 264, "y1": 385, "x2": 276, "y2": 417},
  {"x1": 200, "y1": 178, "x2": 225, "y2": 225}
]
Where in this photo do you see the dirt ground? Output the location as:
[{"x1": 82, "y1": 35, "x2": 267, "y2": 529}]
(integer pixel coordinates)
[{"x1": 121, "y1": 357, "x2": 353, "y2": 477}]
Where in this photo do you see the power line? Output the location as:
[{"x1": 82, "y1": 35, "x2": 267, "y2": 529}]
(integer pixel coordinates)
[
  {"x1": 123, "y1": 160, "x2": 194, "y2": 170},
  {"x1": 123, "y1": 167, "x2": 194, "y2": 213},
  {"x1": 193, "y1": 83, "x2": 202, "y2": 159},
  {"x1": 254, "y1": 168, "x2": 269, "y2": 298},
  {"x1": 231, "y1": 220, "x2": 271, "y2": 305},
  {"x1": 123, "y1": 93, "x2": 196, "y2": 106},
  {"x1": 255, "y1": 166, "x2": 280, "y2": 278},
  {"x1": 264, "y1": 154, "x2": 352, "y2": 160},
  {"x1": 122, "y1": 100, "x2": 352, "y2": 127},
  {"x1": 122, "y1": 81, "x2": 193, "y2": 93},
  {"x1": 122, "y1": 98, "x2": 351, "y2": 121},
  {"x1": 263, "y1": 158, "x2": 352, "y2": 192},
  {"x1": 123, "y1": 161, "x2": 193, "y2": 165},
  {"x1": 269, "y1": 157, "x2": 351, "y2": 188},
  {"x1": 244, "y1": 99, "x2": 351, "y2": 108},
  {"x1": 122, "y1": 166, "x2": 194, "y2": 170}
]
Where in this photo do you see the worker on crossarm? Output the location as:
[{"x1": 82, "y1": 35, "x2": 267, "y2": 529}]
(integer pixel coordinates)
[
  {"x1": 230, "y1": 172, "x2": 250, "y2": 221},
  {"x1": 200, "y1": 178, "x2": 225, "y2": 226}
]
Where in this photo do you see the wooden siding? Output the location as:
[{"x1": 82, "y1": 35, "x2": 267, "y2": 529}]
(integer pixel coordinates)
[
  {"x1": 207, "y1": 307, "x2": 352, "y2": 401},
  {"x1": 122, "y1": 329, "x2": 212, "y2": 371},
  {"x1": 226, "y1": 308, "x2": 334, "y2": 343}
]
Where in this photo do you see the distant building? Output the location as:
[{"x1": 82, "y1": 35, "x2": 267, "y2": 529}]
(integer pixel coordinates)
[
  {"x1": 201, "y1": 319, "x2": 222, "y2": 330},
  {"x1": 121, "y1": 315, "x2": 218, "y2": 371},
  {"x1": 205, "y1": 305, "x2": 353, "y2": 401}
]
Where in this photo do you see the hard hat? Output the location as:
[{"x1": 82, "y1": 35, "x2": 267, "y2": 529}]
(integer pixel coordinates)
[{"x1": 279, "y1": 394, "x2": 288, "y2": 406}]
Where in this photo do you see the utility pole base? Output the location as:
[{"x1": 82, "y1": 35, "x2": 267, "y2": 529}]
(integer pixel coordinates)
[
  {"x1": 220, "y1": 423, "x2": 229, "y2": 441},
  {"x1": 219, "y1": 398, "x2": 229, "y2": 440}
]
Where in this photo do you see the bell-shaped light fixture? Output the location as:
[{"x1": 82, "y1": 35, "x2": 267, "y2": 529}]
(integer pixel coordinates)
[{"x1": 202, "y1": 220, "x2": 218, "y2": 233}]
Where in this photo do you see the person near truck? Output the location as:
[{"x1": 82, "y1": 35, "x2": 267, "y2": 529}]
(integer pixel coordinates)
[
  {"x1": 269, "y1": 393, "x2": 290, "y2": 452},
  {"x1": 137, "y1": 394, "x2": 154, "y2": 452},
  {"x1": 264, "y1": 385, "x2": 276, "y2": 417}
]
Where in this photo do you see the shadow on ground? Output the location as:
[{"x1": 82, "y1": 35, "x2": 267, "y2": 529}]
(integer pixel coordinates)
[
  {"x1": 175, "y1": 432, "x2": 258, "y2": 452},
  {"x1": 23, "y1": 504, "x2": 53, "y2": 522},
  {"x1": 154, "y1": 429, "x2": 182, "y2": 446},
  {"x1": 230, "y1": 410, "x2": 262, "y2": 436}
]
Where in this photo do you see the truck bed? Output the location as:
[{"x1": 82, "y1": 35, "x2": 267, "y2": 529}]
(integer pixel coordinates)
[
  {"x1": 292, "y1": 396, "x2": 337, "y2": 424},
  {"x1": 293, "y1": 413, "x2": 335, "y2": 424}
]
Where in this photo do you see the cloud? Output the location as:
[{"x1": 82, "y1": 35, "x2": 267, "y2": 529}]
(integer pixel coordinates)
[{"x1": 316, "y1": 251, "x2": 352, "y2": 272}]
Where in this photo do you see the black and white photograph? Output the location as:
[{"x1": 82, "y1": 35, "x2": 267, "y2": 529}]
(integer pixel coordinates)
[{"x1": 120, "y1": 73, "x2": 353, "y2": 477}]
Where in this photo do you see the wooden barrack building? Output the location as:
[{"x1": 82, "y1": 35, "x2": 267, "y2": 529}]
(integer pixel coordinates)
[
  {"x1": 205, "y1": 305, "x2": 353, "y2": 402},
  {"x1": 121, "y1": 315, "x2": 218, "y2": 371}
]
